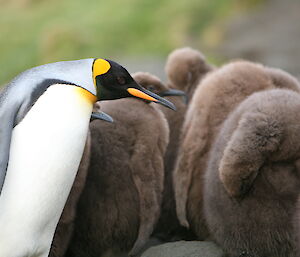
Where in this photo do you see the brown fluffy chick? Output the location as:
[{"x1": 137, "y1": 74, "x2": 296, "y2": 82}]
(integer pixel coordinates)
[
  {"x1": 152, "y1": 47, "x2": 214, "y2": 241},
  {"x1": 173, "y1": 60, "x2": 300, "y2": 239},
  {"x1": 132, "y1": 71, "x2": 195, "y2": 242},
  {"x1": 165, "y1": 46, "x2": 215, "y2": 100},
  {"x1": 204, "y1": 89, "x2": 300, "y2": 257},
  {"x1": 64, "y1": 97, "x2": 169, "y2": 257}
]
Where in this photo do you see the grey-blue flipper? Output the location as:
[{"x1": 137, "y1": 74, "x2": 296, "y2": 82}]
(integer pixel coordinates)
[
  {"x1": 0, "y1": 114, "x2": 14, "y2": 192},
  {"x1": 0, "y1": 85, "x2": 23, "y2": 192}
]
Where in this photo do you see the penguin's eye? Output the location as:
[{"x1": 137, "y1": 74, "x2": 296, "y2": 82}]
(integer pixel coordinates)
[
  {"x1": 147, "y1": 85, "x2": 155, "y2": 92},
  {"x1": 117, "y1": 76, "x2": 126, "y2": 85}
]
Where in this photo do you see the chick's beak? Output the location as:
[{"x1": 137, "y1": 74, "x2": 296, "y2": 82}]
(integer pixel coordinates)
[
  {"x1": 160, "y1": 89, "x2": 186, "y2": 97},
  {"x1": 160, "y1": 89, "x2": 188, "y2": 104},
  {"x1": 91, "y1": 111, "x2": 114, "y2": 123},
  {"x1": 127, "y1": 85, "x2": 176, "y2": 111}
]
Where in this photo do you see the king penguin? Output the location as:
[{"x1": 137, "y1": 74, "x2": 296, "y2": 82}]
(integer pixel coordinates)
[{"x1": 0, "y1": 58, "x2": 175, "y2": 257}]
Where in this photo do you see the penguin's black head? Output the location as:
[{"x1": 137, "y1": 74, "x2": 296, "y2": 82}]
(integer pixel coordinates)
[{"x1": 92, "y1": 58, "x2": 176, "y2": 110}]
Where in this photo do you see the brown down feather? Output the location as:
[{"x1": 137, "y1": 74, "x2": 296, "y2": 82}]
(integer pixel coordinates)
[{"x1": 204, "y1": 89, "x2": 300, "y2": 257}]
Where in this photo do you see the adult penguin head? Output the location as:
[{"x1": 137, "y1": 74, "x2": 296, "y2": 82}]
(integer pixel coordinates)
[{"x1": 92, "y1": 59, "x2": 176, "y2": 110}]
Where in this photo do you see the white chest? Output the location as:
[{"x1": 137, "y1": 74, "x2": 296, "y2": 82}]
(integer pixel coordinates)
[{"x1": 0, "y1": 84, "x2": 93, "y2": 257}]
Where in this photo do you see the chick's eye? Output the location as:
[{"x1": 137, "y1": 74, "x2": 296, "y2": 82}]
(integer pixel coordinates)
[
  {"x1": 117, "y1": 76, "x2": 126, "y2": 85},
  {"x1": 147, "y1": 85, "x2": 155, "y2": 92}
]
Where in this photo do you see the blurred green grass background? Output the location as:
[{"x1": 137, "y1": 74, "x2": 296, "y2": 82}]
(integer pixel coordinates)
[{"x1": 0, "y1": 0, "x2": 263, "y2": 85}]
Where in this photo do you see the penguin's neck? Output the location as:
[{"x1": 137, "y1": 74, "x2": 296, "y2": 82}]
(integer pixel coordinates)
[{"x1": 0, "y1": 84, "x2": 93, "y2": 257}]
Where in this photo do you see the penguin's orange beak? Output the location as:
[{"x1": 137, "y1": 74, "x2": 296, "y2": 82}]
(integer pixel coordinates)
[{"x1": 127, "y1": 86, "x2": 176, "y2": 110}]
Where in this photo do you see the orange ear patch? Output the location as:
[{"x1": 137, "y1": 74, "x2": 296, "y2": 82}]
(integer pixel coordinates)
[
  {"x1": 93, "y1": 59, "x2": 111, "y2": 85},
  {"x1": 127, "y1": 88, "x2": 158, "y2": 102}
]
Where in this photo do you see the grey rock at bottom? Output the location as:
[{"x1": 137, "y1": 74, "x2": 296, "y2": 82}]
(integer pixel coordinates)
[{"x1": 141, "y1": 241, "x2": 224, "y2": 257}]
